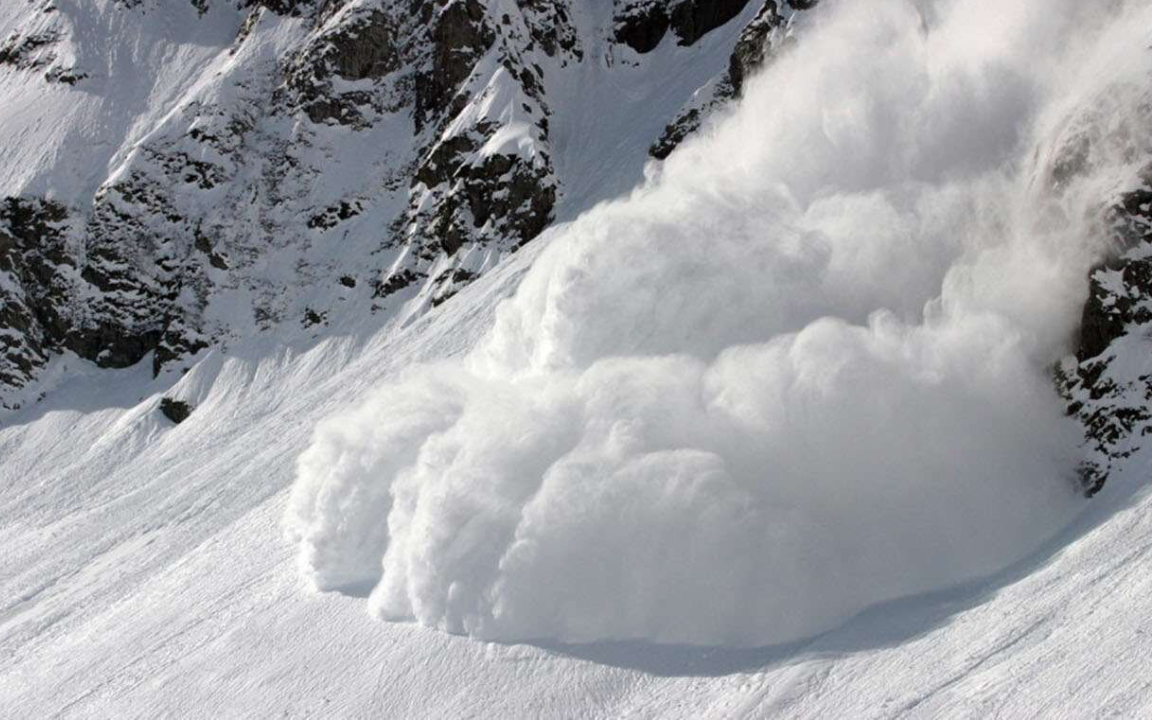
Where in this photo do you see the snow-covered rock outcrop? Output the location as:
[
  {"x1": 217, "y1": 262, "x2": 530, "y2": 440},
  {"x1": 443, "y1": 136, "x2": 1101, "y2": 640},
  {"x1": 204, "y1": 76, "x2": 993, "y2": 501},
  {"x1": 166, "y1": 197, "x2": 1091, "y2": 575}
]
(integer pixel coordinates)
[{"x1": 0, "y1": 0, "x2": 816, "y2": 410}]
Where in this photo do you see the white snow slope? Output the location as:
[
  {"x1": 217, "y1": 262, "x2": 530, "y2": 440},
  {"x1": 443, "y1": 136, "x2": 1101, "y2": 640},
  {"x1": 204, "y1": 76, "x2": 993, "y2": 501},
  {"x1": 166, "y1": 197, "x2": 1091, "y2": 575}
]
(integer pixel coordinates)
[{"x1": 4, "y1": 0, "x2": 1152, "y2": 717}]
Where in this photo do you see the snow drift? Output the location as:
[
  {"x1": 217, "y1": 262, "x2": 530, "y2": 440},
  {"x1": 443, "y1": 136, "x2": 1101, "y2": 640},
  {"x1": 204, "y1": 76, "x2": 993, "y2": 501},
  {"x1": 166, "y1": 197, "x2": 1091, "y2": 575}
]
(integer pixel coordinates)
[{"x1": 286, "y1": 0, "x2": 1152, "y2": 646}]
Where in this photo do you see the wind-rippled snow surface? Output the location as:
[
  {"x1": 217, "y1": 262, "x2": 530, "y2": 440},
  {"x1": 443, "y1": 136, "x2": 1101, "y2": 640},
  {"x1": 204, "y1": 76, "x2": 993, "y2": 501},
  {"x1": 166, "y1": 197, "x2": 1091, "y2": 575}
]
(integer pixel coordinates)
[{"x1": 287, "y1": 0, "x2": 1152, "y2": 646}]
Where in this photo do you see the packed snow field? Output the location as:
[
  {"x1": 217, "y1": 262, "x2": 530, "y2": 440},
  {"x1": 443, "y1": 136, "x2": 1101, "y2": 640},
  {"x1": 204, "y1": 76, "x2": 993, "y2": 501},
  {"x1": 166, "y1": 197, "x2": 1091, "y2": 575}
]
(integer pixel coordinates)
[{"x1": 4, "y1": 0, "x2": 1152, "y2": 717}]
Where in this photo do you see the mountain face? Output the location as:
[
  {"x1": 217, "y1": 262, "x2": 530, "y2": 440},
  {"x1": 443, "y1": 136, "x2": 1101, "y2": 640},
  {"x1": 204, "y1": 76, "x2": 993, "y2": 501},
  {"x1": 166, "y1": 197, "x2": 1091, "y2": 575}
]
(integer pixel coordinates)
[
  {"x1": 1, "y1": 0, "x2": 1151, "y2": 500},
  {"x1": 0, "y1": 0, "x2": 815, "y2": 412},
  {"x1": 8, "y1": 1, "x2": 1152, "y2": 715}
]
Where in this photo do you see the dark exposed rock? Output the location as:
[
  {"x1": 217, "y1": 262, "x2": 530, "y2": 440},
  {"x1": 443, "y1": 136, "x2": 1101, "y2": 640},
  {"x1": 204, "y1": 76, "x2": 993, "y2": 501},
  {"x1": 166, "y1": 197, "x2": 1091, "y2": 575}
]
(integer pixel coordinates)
[
  {"x1": 303, "y1": 8, "x2": 403, "y2": 83},
  {"x1": 404, "y1": 128, "x2": 557, "y2": 262},
  {"x1": 373, "y1": 268, "x2": 423, "y2": 299},
  {"x1": 614, "y1": 0, "x2": 755, "y2": 55},
  {"x1": 159, "y1": 397, "x2": 193, "y2": 424},
  {"x1": 1077, "y1": 256, "x2": 1152, "y2": 362},
  {"x1": 726, "y1": 1, "x2": 787, "y2": 96},
  {"x1": 669, "y1": 0, "x2": 753, "y2": 48},
  {"x1": 614, "y1": 1, "x2": 671, "y2": 54},
  {"x1": 1110, "y1": 185, "x2": 1152, "y2": 245},
  {"x1": 243, "y1": 0, "x2": 315, "y2": 17},
  {"x1": 651, "y1": 108, "x2": 701, "y2": 160},
  {"x1": 650, "y1": 1, "x2": 815, "y2": 159},
  {"x1": 430, "y1": 268, "x2": 478, "y2": 307},
  {"x1": 303, "y1": 308, "x2": 328, "y2": 327},
  {"x1": 328, "y1": 15, "x2": 401, "y2": 81},
  {"x1": 1074, "y1": 169, "x2": 1152, "y2": 364},
  {"x1": 413, "y1": 134, "x2": 480, "y2": 189},
  {"x1": 44, "y1": 65, "x2": 87, "y2": 85},
  {"x1": 415, "y1": 0, "x2": 495, "y2": 131},
  {"x1": 1059, "y1": 167, "x2": 1152, "y2": 496},
  {"x1": 394, "y1": 0, "x2": 561, "y2": 296},
  {"x1": 460, "y1": 153, "x2": 556, "y2": 244},
  {"x1": 515, "y1": 0, "x2": 581, "y2": 59},
  {"x1": 0, "y1": 197, "x2": 73, "y2": 390},
  {"x1": 0, "y1": 23, "x2": 88, "y2": 85},
  {"x1": 143, "y1": 149, "x2": 224, "y2": 190},
  {"x1": 233, "y1": 7, "x2": 263, "y2": 52},
  {"x1": 78, "y1": 182, "x2": 187, "y2": 371},
  {"x1": 194, "y1": 226, "x2": 230, "y2": 270},
  {"x1": 0, "y1": 30, "x2": 59, "y2": 70},
  {"x1": 308, "y1": 200, "x2": 363, "y2": 230},
  {"x1": 153, "y1": 318, "x2": 209, "y2": 377},
  {"x1": 283, "y1": 4, "x2": 413, "y2": 126}
]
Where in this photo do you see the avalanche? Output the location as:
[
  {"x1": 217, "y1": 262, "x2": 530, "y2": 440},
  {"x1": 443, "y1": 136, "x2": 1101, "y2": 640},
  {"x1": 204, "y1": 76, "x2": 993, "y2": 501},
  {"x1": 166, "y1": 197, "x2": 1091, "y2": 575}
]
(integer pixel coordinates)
[
  {"x1": 5, "y1": 0, "x2": 1152, "y2": 717},
  {"x1": 288, "y1": 0, "x2": 1152, "y2": 647}
]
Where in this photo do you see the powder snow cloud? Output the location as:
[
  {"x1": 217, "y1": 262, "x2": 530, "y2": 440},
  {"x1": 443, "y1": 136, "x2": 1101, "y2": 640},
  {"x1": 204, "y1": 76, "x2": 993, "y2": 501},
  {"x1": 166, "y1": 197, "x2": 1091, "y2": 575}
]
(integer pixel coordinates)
[{"x1": 287, "y1": 0, "x2": 1152, "y2": 646}]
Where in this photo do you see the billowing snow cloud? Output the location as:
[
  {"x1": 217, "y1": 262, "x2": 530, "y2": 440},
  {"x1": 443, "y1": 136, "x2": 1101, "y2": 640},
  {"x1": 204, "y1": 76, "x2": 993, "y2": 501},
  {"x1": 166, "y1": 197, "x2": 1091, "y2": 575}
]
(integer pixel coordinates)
[{"x1": 287, "y1": 0, "x2": 1152, "y2": 646}]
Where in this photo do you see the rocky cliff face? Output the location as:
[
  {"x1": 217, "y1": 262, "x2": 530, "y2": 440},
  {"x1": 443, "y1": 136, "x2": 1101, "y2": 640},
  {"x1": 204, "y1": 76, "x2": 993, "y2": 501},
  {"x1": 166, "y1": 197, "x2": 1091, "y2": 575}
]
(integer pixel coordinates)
[
  {"x1": 1050, "y1": 87, "x2": 1152, "y2": 496},
  {"x1": 0, "y1": 0, "x2": 818, "y2": 410},
  {"x1": 1058, "y1": 172, "x2": 1152, "y2": 496},
  {"x1": 0, "y1": 197, "x2": 77, "y2": 391}
]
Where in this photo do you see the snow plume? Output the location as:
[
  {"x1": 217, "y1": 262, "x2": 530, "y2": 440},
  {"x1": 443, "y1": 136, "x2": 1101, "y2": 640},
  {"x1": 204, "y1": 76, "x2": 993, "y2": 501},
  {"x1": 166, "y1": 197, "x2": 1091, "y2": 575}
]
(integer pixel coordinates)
[{"x1": 287, "y1": 0, "x2": 1152, "y2": 646}]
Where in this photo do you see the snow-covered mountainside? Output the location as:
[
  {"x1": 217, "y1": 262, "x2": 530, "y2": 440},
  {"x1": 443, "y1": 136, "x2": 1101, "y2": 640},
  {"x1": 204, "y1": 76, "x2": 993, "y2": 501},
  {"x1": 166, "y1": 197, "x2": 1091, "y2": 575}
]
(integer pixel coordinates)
[
  {"x1": 0, "y1": 0, "x2": 810, "y2": 411},
  {"x1": 5, "y1": 0, "x2": 1152, "y2": 717}
]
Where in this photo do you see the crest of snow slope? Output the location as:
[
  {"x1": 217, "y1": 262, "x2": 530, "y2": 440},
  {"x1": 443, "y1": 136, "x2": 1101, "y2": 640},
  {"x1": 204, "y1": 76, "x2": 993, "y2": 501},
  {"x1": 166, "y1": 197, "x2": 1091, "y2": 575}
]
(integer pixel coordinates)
[{"x1": 287, "y1": 0, "x2": 1152, "y2": 647}]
